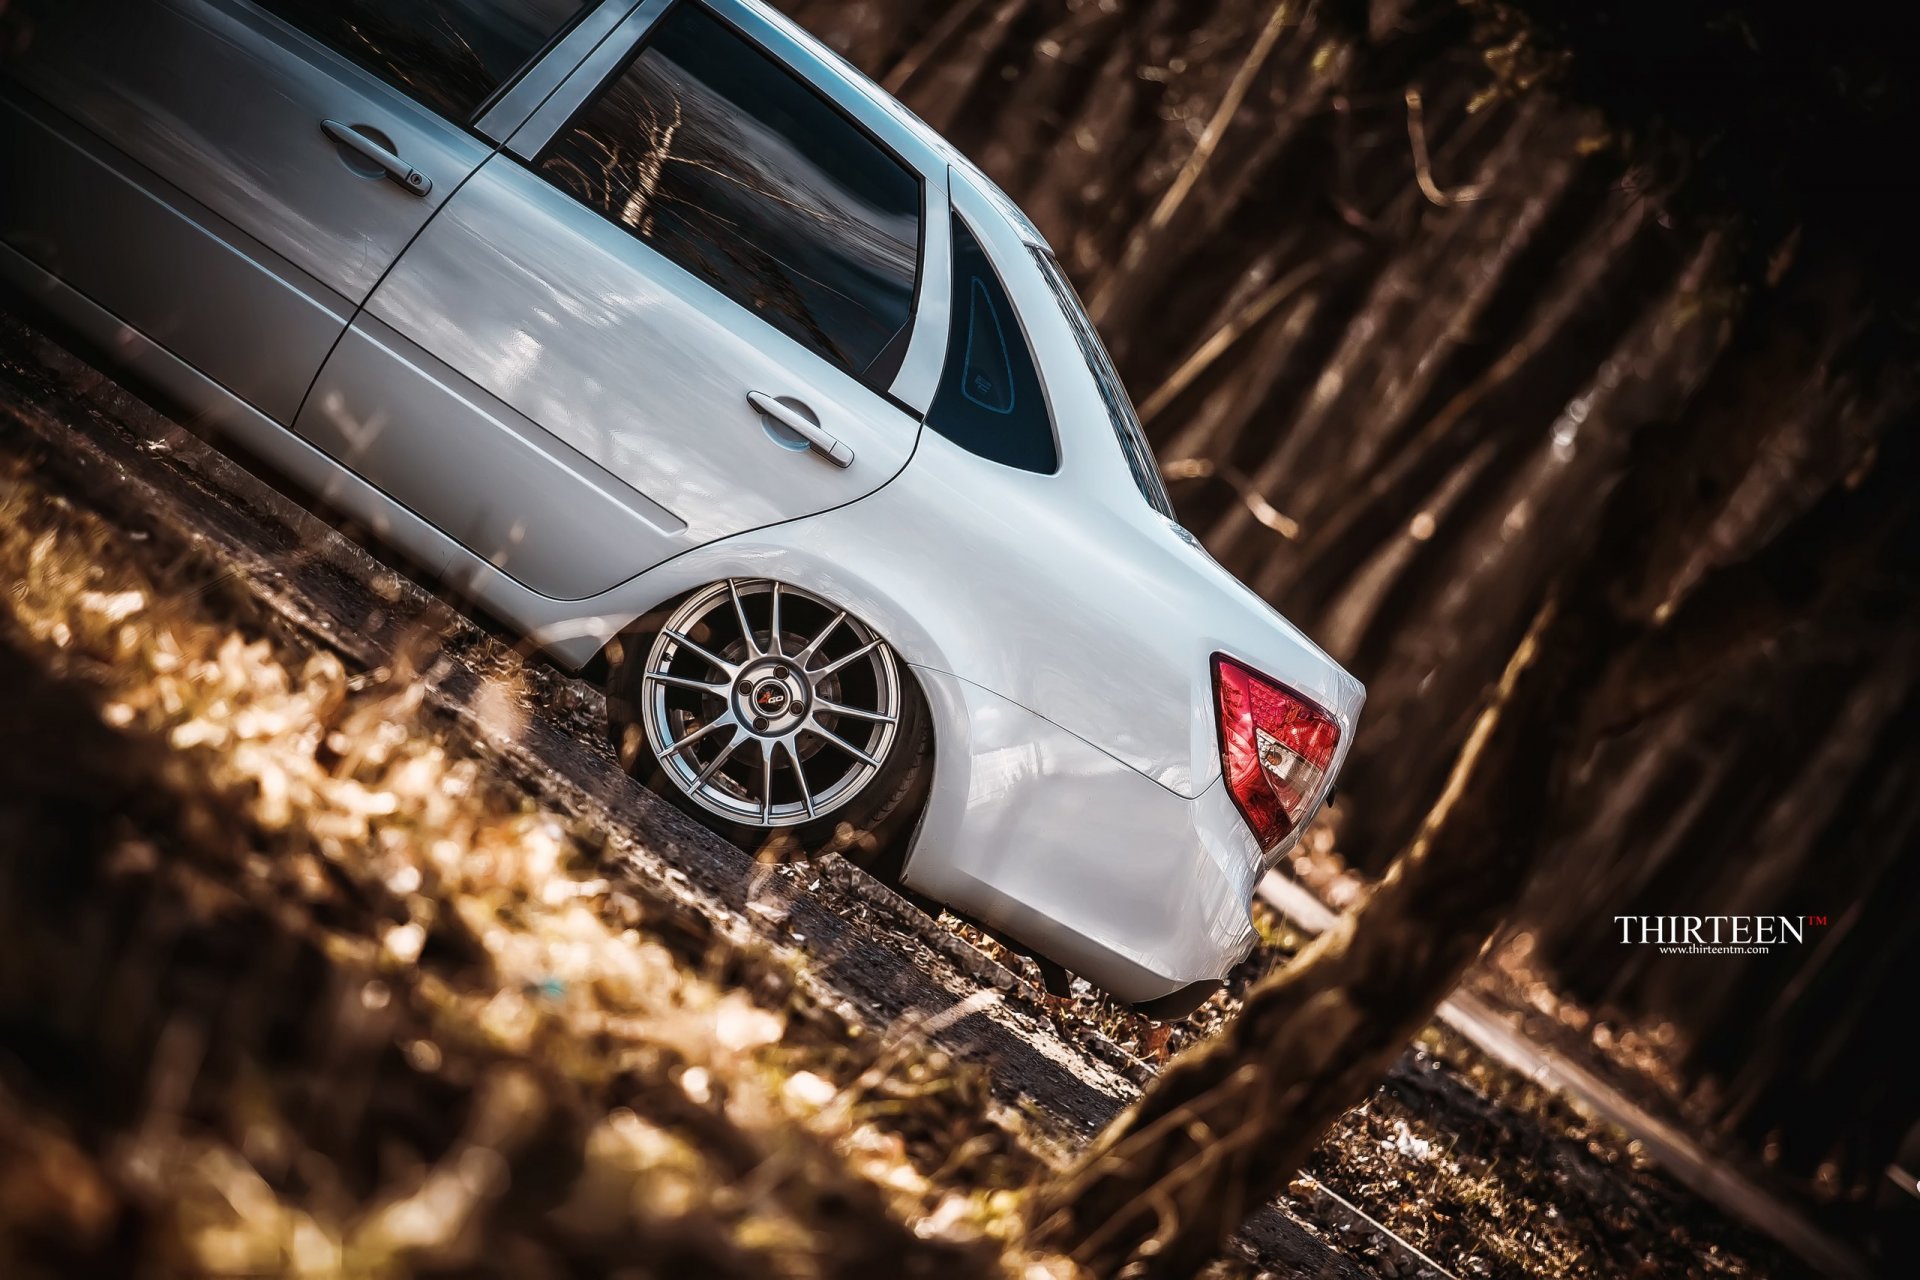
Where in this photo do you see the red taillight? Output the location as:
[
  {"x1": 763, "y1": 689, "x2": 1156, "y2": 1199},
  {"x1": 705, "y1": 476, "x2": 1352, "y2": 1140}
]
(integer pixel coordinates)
[{"x1": 1213, "y1": 655, "x2": 1339, "y2": 851}]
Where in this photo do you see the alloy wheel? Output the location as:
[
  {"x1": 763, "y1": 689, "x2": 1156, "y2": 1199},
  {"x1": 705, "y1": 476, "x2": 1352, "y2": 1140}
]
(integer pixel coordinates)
[{"x1": 640, "y1": 580, "x2": 901, "y2": 827}]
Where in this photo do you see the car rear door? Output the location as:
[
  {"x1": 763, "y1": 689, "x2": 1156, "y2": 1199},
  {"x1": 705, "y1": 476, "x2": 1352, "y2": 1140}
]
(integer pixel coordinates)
[
  {"x1": 295, "y1": 0, "x2": 951, "y2": 601},
  {"x1": 0, "y1": 0, "x2": 599, "y2": 424}
]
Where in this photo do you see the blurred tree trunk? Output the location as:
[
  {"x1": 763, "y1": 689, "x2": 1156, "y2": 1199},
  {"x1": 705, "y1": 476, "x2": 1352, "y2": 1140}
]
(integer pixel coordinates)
[
  {"x1": 778, "y1": 0, "x2": 1920, "y2": 1206},
  {"x1": 1028, "y1": 290, "x2": 1890, "y2": 1273}
]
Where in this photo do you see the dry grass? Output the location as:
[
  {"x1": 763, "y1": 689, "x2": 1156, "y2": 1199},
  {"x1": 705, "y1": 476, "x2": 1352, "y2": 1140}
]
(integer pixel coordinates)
[{"x1": 0, "y1": 455, "x2": 1078, "y2": 1280}]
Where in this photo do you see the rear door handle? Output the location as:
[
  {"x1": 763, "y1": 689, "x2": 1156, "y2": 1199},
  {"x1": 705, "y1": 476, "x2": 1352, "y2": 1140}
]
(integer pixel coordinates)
[
  {"x1": 321, "y1": 119, "x2": 433, "y2": 197},
  {"x1": 747, "y1": 391, "x2": 853, "y2": 467}
]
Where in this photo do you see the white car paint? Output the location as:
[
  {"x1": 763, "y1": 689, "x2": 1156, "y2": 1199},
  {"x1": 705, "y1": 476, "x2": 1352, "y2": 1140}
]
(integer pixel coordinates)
[{"x1": 0, "y1": 0, "x2": 1364, "y2": 1004}]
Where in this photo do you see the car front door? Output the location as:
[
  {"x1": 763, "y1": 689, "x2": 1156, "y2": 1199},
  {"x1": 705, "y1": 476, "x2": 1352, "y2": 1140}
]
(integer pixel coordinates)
[
  {"x1": 295, "y1": 0, "x2": 951, "y2": 601},
  {"x1": 0, "y1": 0, "x2": 598, "y2": 423}
]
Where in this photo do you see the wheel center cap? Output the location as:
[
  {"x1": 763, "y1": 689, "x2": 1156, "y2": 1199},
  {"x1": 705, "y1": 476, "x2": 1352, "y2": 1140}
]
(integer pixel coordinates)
[
  {"x1": 736, "y1": 660, "x2": 808, "y2": 733},
  {"x1": 752, "y1": 680, "x2": 790, "y2": 716}
]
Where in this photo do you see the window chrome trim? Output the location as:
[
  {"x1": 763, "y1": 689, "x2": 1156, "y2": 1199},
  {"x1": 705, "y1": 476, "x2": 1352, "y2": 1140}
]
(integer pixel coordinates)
[
  {"x1": 504, "y1": 0, "x2": 676, "y2": 159},
  {"x1": 887, "y1": 163, "x2": 949, "y2": 414},
  {"x1": 474, "y1": 0, "x2": 646, "y2": 143}
]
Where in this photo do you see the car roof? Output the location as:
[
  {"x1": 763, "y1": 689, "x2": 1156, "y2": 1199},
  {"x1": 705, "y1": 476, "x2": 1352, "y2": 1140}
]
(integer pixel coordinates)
[{"x1": 732, "y1": 0, "x2": 1053, "y2": 251}]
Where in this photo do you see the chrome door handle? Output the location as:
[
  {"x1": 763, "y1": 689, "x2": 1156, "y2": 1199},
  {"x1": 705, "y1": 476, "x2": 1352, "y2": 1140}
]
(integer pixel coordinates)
[
  {"x1": 747, "y1": 391, "x2": 853, "y2": 467},
  {"x1": 321, "y1": 119, "x2": 432, "y2": 197}
]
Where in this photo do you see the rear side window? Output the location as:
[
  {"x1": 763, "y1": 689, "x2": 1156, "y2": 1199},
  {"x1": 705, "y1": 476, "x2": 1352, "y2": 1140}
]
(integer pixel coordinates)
[
  {"x1": 926, "y1": 215, "x2": 1056, "y2": 473},
  {"x1": 536, "y1": 1, "x2": 922, "y2": 387},
  {"x1": 255, "y1": 0, "x2": 586, "y2": 120},
  {"x1": 1032, "y1": 248, "x2": 1175, "y2": 517}
]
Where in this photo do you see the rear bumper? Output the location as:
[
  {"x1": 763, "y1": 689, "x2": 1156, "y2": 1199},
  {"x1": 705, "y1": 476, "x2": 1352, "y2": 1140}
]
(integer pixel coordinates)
[{"x1": 902, "y1": 667, "x2": 1264, "y2": 1004}]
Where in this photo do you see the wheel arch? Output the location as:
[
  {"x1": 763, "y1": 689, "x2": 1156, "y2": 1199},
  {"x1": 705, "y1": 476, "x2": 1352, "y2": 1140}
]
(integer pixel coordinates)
[{"x1": 580, "y1": 536, "x2": 972, "y2": 696}]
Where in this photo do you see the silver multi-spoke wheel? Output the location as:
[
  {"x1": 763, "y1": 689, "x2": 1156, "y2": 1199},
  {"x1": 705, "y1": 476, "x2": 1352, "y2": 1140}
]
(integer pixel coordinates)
[{"x1": 639, "y1": 579, "x2": 902, "y2": 827}]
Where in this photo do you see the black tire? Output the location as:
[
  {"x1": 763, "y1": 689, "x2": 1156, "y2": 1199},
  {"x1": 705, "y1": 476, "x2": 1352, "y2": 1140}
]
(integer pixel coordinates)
[
  {"x1": 605, "y1": 610, "x2": 935, "y2": 882},
  {"x1": 1132, "y1": 979, "x2": 1224, "y2": 1022}
]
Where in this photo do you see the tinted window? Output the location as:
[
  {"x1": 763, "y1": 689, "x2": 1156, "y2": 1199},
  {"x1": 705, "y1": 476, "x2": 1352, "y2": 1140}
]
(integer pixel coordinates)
[
  {"x1": 1031, "y1": 247, "x2": 1175, "y2": 517},
  {"x1": 537, "y1": 2, "x2": 921, "y2": 384},
  {"x1": 926, "y1": 215, "x2": 1056, "y2": 473},
  {"x1": 255, "y1": 0, "x2": 585, "y2": 120}
]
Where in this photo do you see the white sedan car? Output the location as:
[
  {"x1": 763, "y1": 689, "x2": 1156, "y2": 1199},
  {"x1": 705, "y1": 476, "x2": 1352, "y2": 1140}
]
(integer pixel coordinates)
[{"x1": 0, "y1": 0, "x2": 1363, "y2": 1015}]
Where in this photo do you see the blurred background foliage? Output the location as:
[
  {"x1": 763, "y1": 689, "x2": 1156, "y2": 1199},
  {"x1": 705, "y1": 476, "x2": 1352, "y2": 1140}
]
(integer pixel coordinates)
[{"x1": 775, "y1": 0, "x2": 1920, "y2": 1222}]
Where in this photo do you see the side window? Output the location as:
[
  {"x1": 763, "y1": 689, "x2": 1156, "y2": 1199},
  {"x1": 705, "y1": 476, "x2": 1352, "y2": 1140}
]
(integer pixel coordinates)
[
  {"x1": 536, "y1": 2, "x2": 922, "y2": 387},
  {"x1": 926, "y1": 214, "x2": 1057, "y2": 473},
  {"x1": 254, "y1": 0, "x2": 587, "y2": 121}
]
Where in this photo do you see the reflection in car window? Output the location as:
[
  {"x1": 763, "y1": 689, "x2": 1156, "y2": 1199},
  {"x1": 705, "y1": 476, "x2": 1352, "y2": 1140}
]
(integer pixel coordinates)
[
  {"x1": 1031, "y1": 248, "x2": 1176, "y2": 517},
  {"x1": 254, "y1": 0, "x2": 585, "y2": 121},
  {"x1": 536, "y1": 2, "x2": 922, "y2": 386},
  {"x1": 926, "y1": 214, "x2": 1056, "y2": 473}
]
